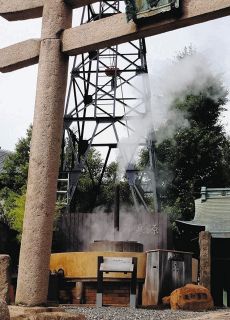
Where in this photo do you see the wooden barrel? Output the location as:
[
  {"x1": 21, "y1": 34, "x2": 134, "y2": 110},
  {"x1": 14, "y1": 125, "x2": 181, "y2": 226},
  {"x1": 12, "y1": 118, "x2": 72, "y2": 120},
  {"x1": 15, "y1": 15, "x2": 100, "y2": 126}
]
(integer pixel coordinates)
[{"x1": 88, "y1": 240, "x2": 143, "y2": 252}]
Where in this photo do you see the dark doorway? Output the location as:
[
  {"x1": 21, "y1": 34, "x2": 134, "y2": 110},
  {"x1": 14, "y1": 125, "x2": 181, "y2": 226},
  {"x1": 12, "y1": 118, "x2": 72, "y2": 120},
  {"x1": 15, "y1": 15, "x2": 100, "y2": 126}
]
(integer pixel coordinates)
[{"x1": 211, "y1": 238, "x2": 230, "y2": 307}]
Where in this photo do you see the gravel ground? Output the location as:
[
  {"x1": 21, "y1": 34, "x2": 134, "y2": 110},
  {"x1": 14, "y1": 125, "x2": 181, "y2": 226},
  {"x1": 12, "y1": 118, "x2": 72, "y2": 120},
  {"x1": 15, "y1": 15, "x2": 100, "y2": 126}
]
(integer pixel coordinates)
[{"x1": 64, "y1": 306, "x2": 229, "y2": 320}]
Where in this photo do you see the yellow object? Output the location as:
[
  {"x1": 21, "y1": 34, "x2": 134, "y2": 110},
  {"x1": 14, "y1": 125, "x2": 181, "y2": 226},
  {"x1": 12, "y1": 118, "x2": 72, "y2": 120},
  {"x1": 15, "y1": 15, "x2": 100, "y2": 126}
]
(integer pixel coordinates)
[{"x1": 50, "y1": 252, "x2": 146, "y2": 280}]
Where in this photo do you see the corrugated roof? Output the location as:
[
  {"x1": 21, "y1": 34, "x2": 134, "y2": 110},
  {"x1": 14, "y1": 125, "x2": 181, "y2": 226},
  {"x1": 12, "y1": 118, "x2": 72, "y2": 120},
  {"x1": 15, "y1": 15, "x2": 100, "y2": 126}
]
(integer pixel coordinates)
[
  {"x1": 0, "y1": 149, "x2": 10, "y2": 173},
  {"x1": 177, "y1": 188, "x2": 230, "y2": 237}
]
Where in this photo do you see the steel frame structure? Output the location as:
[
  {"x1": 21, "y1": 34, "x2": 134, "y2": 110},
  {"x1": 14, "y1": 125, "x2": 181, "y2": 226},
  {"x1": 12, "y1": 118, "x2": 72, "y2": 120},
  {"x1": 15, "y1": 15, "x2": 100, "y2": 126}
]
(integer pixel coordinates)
[{"x1": 59, "y1": 0, "x2": 158, "y2": 211}]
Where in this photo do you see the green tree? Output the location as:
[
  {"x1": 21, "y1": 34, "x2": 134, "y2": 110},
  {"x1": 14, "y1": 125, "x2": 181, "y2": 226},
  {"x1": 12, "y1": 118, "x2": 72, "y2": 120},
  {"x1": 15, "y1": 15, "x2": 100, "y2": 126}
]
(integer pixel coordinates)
[
  {"x1": 5, "y1": 193, "x2": 26, "y2": 241},
  {"x1": 0, "y1": 126, "x2": 31, "y2": 193},
  {"x1": 0, "y1": 127, "x2": 32, "y2": 240},
  {"x1": 155, "y1": 76, "x2": 230, "y2": 221},
  {"x1": 0, "y1": 127, "x2": 132, "y2": 239},
  {"x1": 138, "y1": 49, "x2": 230, "y2": 221},
  {"x1": 73, "y1": 150, "x2": 132, "y2": 212}
]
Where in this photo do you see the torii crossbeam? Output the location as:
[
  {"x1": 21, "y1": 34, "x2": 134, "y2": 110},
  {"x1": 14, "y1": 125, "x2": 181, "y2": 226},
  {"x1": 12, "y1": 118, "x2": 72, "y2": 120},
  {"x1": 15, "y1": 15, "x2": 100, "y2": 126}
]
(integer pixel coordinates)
[{"x1": 0, "y1": 0, "x2": 230, "y2": 306}]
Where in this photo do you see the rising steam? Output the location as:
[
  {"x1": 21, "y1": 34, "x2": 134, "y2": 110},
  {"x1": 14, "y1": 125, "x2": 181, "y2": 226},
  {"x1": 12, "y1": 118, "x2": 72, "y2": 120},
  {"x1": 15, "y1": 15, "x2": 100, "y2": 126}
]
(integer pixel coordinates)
[{"x1": 117, "y1": 52, "x2": 224, "y2": 172}]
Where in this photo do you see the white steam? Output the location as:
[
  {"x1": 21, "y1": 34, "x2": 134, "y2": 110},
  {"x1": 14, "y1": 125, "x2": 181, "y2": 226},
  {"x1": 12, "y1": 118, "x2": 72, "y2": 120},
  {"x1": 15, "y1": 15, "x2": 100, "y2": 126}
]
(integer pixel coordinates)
[
  {"x1": 117, "y1": 52, "x2": 224, "y2": 172},
  {"x1": 78, "y1": 207, "x2": 168, "y2": 251}
]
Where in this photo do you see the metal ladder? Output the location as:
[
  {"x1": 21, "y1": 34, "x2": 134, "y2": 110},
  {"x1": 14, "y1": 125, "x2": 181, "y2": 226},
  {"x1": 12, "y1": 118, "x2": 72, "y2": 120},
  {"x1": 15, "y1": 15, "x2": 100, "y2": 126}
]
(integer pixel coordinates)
[{"x1": 57, "y1": 174, "x2": 70, "y2": 205}]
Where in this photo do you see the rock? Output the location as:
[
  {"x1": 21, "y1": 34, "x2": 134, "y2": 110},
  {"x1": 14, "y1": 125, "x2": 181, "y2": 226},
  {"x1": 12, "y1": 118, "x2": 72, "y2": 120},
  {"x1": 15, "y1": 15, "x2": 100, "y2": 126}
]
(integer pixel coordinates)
[
  {"x1": 162, "y1": 296, "x2": 170, "y2": 306},
  {"x1": 0, "y1": 255, "x2": 10, "y2": 302},
  {"x1": 170, "y1": 283, "x2": 214, "y2": 311},
  {"x1": 0, "y1": 299, "x2": 10, "y2": 320}
]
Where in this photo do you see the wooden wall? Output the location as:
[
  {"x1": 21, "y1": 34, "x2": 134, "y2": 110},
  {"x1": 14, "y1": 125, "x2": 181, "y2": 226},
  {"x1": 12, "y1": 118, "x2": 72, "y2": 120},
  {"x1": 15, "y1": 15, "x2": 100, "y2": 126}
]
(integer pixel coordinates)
[{"x1": 55, "y1": 211, "x2": 172, "y2": 252}]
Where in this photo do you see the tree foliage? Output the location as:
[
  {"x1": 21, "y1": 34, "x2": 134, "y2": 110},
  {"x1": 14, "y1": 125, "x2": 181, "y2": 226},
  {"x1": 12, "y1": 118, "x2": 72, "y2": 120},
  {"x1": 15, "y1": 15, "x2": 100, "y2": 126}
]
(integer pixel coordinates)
[
  {"x1": 0, "y1": 127, "x2": 131, "y2": 239},
  {"x1": 154, "y1": 75, "x2": 230, "y2": 221},
  {"x1": 0, "y1": 127, "x2": 31, "y2": 240},
  {"x1": 5, "y1": 193, "x2": 26, "y2": 241},
  {"x1": 73, "y1": 149, "x2": 132, "y2": 212},
  {"x1": 0, "y1": 126, "x2": 31, "y2": 193},
  {"x1": 138, "y1": 48, "x2": 230, "y2": 221}
]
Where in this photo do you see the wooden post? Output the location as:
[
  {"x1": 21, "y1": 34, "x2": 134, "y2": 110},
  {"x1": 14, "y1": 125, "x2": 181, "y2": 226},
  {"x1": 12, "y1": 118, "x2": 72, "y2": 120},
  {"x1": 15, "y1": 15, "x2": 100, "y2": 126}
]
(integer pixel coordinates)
[
  {"x1": 96, "y1": 256, "x2": 104, "y2": 307},
  {"x1": 199, "y1": 231, "x2": 211, "y2": 291},
  {"x1": 130, "y1": 257, "x2": 137, "y2": 308},
  {"x1": 114, "y1": 184, "x2": 120, "y2": 231}
]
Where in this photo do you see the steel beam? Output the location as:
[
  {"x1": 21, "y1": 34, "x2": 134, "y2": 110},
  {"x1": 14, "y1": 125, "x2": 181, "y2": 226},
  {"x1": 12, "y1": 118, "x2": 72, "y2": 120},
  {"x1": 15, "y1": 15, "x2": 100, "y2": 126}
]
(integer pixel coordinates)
[
  {"x1": 0, "y1": 39, "x2": 40, "y2": 73},
  {"x1": 62, "y1": 0, "x2": 230, "y2": 55}
]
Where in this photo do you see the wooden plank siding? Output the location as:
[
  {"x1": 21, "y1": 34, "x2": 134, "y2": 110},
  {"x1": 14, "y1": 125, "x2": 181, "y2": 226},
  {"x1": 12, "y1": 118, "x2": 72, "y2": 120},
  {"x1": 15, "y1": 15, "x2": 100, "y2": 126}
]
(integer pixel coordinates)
[{"x1": 57, "y1": 211, "x2": 171, "y2": 252}]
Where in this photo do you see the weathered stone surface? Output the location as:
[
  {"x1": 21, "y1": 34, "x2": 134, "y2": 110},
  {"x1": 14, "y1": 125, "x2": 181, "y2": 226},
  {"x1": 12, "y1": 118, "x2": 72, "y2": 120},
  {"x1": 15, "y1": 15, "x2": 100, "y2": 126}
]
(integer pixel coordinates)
[
  {"x1": 183, "y1": 312, "x2": 230, "y2": 320},
  {"x1": 0, "y1": 255, "x2": 10, "y2": 302},
  {"x1": 0, "y1": 299, "x2": 10, "y2": 320},
  {"x1": 199, "y1": 231, "x2": 211, "y2": 291},
  {"x1": 9, "y1": 306, "x2": 63, "y2": 315},
  {"x1": 9, "y1": 306, "x2": 85, "y2": 320},
  {"x1": 170, "y1": 284, "x2": 214, "y2": 311},
  {"x1": 64, "y1": 0, "x2": 98, "y2": 9},
  {"x1": 0, "y1": 0, "x2": 44, "y2": 21},
  {"x1": 192, "y1": 258, "x2": 198, "y2": 283},
  {"x1": 0, "y1": 0, "x2": 98, "y2": 21},
  {"x1": 15, "y1": 39, "x2": 70, "y2": 306},
  {"x1": 0, "y1": 39, "x2": 40, "y2": 73},
  {"x1": 62, "y1": 0, "x2": 230, "y2": 55},
  {"x1": 41, "y1": 0, "x2": 72, "y2": 40},
  {"x1": 16, "y1": 1, "x2": 72, "y2": 306}
]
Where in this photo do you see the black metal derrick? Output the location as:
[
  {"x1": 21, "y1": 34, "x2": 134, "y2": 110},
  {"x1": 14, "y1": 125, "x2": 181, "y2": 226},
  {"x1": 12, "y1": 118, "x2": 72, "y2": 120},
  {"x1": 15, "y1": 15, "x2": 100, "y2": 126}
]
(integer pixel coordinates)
[{"x1": 58, "y1": 0, "x2": 157, "y2": 212}]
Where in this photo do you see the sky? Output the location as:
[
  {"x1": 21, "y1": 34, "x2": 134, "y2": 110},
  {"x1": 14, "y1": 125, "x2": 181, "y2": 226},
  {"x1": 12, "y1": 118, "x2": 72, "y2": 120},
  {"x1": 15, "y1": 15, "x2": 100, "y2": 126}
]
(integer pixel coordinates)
[{"x1": 0, "y1": 10, "x2": 230, "y2": 151}]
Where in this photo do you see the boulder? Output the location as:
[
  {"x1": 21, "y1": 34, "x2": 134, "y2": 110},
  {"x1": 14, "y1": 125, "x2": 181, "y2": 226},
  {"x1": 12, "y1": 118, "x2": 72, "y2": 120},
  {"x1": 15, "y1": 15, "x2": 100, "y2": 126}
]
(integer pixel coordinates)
[
  {"x1": 170, "y1": 283, "x2": 214, "y2": 311},
  {"x1": 162, "y1": 296, "x2": 170, "y2": 306},
  {"x1": 0, "y1": 299, "x2": 10, "y2": 320}
]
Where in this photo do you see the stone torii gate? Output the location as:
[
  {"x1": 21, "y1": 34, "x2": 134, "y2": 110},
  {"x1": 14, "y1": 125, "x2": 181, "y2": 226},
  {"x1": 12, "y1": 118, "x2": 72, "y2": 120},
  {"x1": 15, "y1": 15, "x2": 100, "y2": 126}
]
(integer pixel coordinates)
[{"x1": 1, "y1": 0, "x2": 230, "y2": 307}]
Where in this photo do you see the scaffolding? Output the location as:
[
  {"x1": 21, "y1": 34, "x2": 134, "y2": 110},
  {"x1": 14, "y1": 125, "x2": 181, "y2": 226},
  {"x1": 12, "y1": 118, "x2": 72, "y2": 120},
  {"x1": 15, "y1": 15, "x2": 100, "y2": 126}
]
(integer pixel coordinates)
[{"x1": 58, "y1": 0, "x2": 158, "y2": 212}]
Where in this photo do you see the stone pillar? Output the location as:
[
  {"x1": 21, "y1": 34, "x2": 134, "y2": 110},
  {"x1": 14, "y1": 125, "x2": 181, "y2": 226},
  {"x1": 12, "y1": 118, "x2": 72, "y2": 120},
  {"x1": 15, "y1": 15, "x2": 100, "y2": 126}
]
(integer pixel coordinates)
[
  {"x1": 199, "y1": 231, "x2": 211, "y2": 291},
  {"x1": 0, "y1": 255, "x2": 10, "y2": 303},
  {"x1": 15, "y1": 0, "x2": 72, "y2": 306}
]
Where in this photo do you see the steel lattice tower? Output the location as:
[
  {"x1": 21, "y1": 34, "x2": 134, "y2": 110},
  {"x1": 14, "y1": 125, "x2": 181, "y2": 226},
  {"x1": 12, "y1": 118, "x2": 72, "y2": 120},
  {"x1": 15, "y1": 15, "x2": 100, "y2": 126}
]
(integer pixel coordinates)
[{"x1": 58, "y1": 0, "x2": 158, "y2": 212}]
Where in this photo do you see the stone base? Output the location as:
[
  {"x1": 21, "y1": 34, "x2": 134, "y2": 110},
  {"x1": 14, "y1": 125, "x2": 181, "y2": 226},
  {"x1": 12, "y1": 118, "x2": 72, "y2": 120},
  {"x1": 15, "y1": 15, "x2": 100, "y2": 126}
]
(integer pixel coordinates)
[
  {"x1": 9, "y1": 306, "x2": 85, "y2": 320},
  {"x1": 183, "y1": 312, "x2": 230, "y2": 320},
  {"x1": 0, "y1": 300, "x2": 10, "y2": 320}
]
